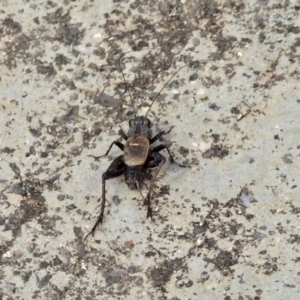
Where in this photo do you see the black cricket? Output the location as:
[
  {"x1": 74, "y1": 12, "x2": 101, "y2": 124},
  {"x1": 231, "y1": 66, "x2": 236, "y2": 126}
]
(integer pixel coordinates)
[{"x1": 85, "y1": 54, "x2": 189, "y2": 238}]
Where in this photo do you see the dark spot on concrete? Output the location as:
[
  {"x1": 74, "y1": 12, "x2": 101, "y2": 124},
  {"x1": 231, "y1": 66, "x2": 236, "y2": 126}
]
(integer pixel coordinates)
[
  {"x1": 189, "y1": 73, "x2": 198, "y2": 81},
  {"x1": 1, "y1": 147, "x2": 16, "y2": 154},
  {"x1": 211, "y1": 133, "x2": 220, "y2": 143},
  {"x1": 94, "y1": 92, "x2": 121, "y2": 107},
  {"x1": 38, "y1": 273, "x2": 52, "y2": 289},
  {"x1": 262, "y1": 262, "x2": 278, "y2": 275},
  {"x1": 73, "y1": 226, "x2": 83, "y2": 238},
  {"x1": 209, "y1": 103, "x2": 220, "y2": 111},
  {"x1": 179, "y1": 146, "x2": 189, "y2": 157},
  {"x1": 144, "y1": 250, "x2": 157, "y2": 258},
  {"x1": 56, "y1": 23, "x2": 85, "y2": 46},
  {"x1": 66, "y1": 204, "x2": 77, "y2": 211},
  {"x1": 57, "y1": 194, "x2": 65, "y2": 201},
  {"x1": 253, "y1": 230, "x2": 267, "y2": 241},
  {"x1": 146, "y1": 258, "x2": 184, "y2": 287},
  {"x1": 230, "y1": 106, "x2": 240, "y2": 114},
  {"x1": 70, "y1": 146, "x2": 83, "y2": 157},
  {"x1": 112, "y1": 195, "x2": 121, "y2": 205},
  {"x1": 44, "y1": 8, "x2": 85, "y2": 46},
  {"x1": 9, "y1": 162, "x2": 21, "y2": 177},
  {"x1": 93, "y1": 47, "x2": 105, "y2": 58},
  {"x1": 36, "y1": 63, "x2": 57, "y2": 77},
  {"x1": 40, "y1": 152, "x2": 48, "y2": 158},
  {"x1": 202, "y1": 144, "x2": 229, "y2": 159},
  {"x1": 211, "y1": 250, "x2": 239, "y2": 275},
  {"x1": 29, "y1": 127, "x2": 42, "y2": 137},
  {"x1": 58, "y1": 106, "x2": 79, "y2": 123},
  {"x1": 40, "y1": 261, "x2": 50, "y2": 269},
  {"x1": 282, "y1": 153, "x2": 293, "y2": 164},
  {"x1": 158, "y1": 1, "x2": 171, "y2": 15},
  {"x1": 5, "y1": 193, "x2": 47, "y2": 236},
  {"x1": 54, "y1": 53, "x2": 71, "y2": 67},
  {"x1": 7, "y1": 182, "x2": 27, "y2": 196},
  {"x1": 2, "y1": 18, "x2": 22, "y2": 34},
  {"x1": 76, "y1": 242, "x2": 86, "y2": 258},
  {"x1": 200, "y1": 271, "x2": 209, "y2": 283},
  {"x1": 0, "y1": 191, "x2": 8, "y2": 200},
  {"x1": 53, "y1": 255, "x2": 63, "y2": 266},
  {"x1": 159, "y1": 185, "x2": 170, "y2": 195}
]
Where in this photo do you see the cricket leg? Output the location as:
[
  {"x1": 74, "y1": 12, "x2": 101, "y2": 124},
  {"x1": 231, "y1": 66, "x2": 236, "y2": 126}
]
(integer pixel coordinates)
[
  {"x1": 144, "y1": 151, "x2": 166, "y2": 219},
  {"x1": 149, "y1": 126, "x2": 174, "y2": 144},
  {"x1": 89, "y1": 141, "x2": 124, "y2": 160},
  {"x1": 90, "y1": 126, "x2": 127, "y2": 160},
  {"x1": 85, "y1": 155, "x2": 125, "y2": 239},
  {"x1": 152, "y1": 144, "x2": 190, "y2": 168}
]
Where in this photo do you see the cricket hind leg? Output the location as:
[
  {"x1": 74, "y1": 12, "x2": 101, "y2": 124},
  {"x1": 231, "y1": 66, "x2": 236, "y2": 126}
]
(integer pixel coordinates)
[
  {"x1": 144, "y1": 143, "x2": 190, "y2": 219},
  {"x1": 85, "y1": 155, "x2": 125, "y2": 239},
  {"x1": 144, "y1": 151, "x2": 166, "y2": 219}
]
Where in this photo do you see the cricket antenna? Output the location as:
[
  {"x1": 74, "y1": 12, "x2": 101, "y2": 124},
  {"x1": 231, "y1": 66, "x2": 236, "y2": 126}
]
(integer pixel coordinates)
[
  {"x1": 145, "y1": 63, "x2": 189, "y2": 118},
  {"x1": 117, "y1": 52, "x2": 137, "y2": 117}
]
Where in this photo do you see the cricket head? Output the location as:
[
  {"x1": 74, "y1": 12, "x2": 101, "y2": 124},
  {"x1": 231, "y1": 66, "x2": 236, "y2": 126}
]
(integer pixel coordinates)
[
  {"x1": 129, "y1": 116, "x2": 151, "y2": 128},
  {"x1": 128, "y1": 116, "x2": 152, "y2": 138}
]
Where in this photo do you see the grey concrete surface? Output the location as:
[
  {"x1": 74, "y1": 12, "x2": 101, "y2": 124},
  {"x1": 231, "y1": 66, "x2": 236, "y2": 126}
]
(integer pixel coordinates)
[{"x1": 0, "y1": 0, "x2": 299, "y2": 299}]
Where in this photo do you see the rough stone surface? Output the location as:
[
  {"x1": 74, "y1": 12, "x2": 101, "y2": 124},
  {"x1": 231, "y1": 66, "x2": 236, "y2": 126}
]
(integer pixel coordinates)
[{"x1": 0, "y1": 1, "x2": 299, "y2": 299}]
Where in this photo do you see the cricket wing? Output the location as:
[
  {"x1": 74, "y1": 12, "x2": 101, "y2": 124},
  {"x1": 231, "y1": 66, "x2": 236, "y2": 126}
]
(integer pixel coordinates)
[{"x1": 124, "y1": 136, "x2": 150, "y2": 166}]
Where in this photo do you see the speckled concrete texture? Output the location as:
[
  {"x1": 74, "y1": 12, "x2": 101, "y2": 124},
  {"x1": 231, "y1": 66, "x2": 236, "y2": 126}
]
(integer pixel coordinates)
[{"x1": 0, "y1": 1, "x2": 300, "y2": 299}]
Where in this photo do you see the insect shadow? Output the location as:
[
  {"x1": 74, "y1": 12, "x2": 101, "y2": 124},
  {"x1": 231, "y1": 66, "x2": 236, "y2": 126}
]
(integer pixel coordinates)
[{"x1": 85, "y1": 51, "x2": 193, "y2": 239}]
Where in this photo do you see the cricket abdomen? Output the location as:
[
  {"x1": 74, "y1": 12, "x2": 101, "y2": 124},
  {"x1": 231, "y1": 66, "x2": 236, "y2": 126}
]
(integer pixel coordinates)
[{"x1": 125, "y1": 165, "x2": 143, "y2": 190}]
